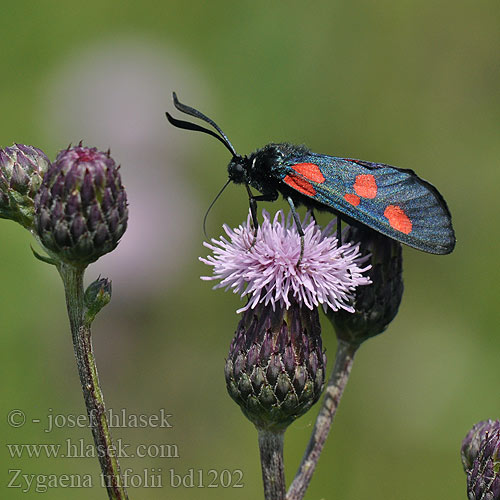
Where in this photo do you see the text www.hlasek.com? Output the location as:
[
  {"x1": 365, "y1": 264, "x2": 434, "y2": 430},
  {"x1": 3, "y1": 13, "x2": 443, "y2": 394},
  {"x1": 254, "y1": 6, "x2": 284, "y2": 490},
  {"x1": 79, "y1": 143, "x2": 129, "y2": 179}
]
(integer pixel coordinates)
[{"x1": 7, "y1": 439, "x2": 178, "y2": 459}]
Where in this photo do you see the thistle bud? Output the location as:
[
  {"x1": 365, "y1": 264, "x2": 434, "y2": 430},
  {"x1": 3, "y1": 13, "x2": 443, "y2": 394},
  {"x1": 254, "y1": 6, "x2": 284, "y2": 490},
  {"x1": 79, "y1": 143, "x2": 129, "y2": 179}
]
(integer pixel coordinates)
[
  {"x1": 34, "y1": 145, "x2": 128, "y2": 267},
  {"x1": 225, "y1": 301, "x2": 325, "y2": 431},
  {"x1": 0, "y1": 144, "x2": 50, "y2": 229},
  {"x1": 327, "y1": 225, "x2": 403, "y2": 346},
  {"x1": 462, "y1": 420, "x2": 500, "y2": 500},
  {"x1": 462, "y1": 420, "x2": 500, "y2": 472}
]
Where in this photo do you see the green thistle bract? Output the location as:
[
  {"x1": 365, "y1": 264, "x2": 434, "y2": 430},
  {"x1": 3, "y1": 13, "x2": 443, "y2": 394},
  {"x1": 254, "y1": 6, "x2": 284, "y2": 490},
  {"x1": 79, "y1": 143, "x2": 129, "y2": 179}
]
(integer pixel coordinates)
[
  {"x1": 34, "y1": 145, "x2": 128, "y2": 267},
  {"x1": 84, "y1": 277, "x2": 112, "y2": 324},
  {"x1": 0, "y1": 144, "x2": 50, "y2": 229}
]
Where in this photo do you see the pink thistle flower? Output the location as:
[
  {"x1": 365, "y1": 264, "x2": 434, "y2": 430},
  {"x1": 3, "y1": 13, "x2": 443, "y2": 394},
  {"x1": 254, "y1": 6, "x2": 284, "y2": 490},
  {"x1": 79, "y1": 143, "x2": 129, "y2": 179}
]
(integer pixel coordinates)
[{"x1": 200, "y1": 210, "x2": 371, "y2": 314}]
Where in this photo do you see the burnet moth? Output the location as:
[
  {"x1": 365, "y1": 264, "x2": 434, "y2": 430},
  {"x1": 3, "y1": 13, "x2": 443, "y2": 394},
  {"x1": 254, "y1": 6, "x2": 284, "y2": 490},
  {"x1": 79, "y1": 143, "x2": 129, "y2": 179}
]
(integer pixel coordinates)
[{"x1": 166, "y1": 93, "x2": 455, "y2": 255}]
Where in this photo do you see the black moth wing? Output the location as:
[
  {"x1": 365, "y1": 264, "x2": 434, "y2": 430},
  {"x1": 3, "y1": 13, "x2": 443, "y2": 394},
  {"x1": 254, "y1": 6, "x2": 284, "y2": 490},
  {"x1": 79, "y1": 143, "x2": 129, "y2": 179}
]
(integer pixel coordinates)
[{"x1": 277, "y1": 151, "x2": 455, "y2": 254}]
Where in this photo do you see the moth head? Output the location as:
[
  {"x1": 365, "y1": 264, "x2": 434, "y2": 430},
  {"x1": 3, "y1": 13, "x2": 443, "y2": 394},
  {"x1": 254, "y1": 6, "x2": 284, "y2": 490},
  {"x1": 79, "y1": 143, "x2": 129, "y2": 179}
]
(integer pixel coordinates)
[{"x1": 227, "y1": 155, "x2": 249, "y2": 185}]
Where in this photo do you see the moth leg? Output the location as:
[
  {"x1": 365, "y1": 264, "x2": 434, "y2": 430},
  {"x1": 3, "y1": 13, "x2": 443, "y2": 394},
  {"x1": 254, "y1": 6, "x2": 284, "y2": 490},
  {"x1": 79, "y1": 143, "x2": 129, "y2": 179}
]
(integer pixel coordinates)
[
  {"x1": 245, "y1": 184, "x2": 278, "y2": 249},
  {"x1": 245, "y1": 185, "x2": 259, "y2": 235},
  {"x1": 309, "y1": 209, "x2": 318, "y2": 225},
  {"x1": 286, "y1": 196, "x2": 305, "y2": 265},
  {"x1": 336, "y1": 216, "x2": 342, "y2": 245}
]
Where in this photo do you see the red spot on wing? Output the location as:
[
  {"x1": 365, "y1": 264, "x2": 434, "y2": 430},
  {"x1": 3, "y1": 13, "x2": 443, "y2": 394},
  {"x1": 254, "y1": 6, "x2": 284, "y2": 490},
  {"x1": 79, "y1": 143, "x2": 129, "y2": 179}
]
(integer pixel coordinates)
[
  {"x1": 291, "y1": 163, "x2": 325, "y2": 183},
  {"x1": 284, "y1": 174, "x2": 316, "y2": 196},
  {"x1": 354, "y1": 174, "x2": 377, "y2": 199},
  {"x1": 384, "y1": 205, "x2": 413, "y2": 234},
  {"x1": 344, "y1": 193, "x2": 360, "y2": 206}
]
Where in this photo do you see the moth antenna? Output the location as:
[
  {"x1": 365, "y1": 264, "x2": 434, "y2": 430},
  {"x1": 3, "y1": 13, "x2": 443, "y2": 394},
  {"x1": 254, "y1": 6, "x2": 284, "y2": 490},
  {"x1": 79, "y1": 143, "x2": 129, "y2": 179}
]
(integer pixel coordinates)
[
  {"x1": 168, "y1": 92, "x2": 237, "y2": 156},
  {"x1": 166, "y1": 112, "x2": 235, "y2": 156},
  {"x1": 203, "y1": 179, "x2": 232, "y2": 238}
]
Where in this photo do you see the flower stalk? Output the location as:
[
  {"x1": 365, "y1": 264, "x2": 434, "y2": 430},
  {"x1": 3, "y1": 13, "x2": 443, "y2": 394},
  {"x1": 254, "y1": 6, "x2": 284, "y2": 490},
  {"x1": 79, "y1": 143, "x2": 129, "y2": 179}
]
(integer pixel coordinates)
[
  {"x1": 32, "y1": 144, "x2": 129, "y2": 500},
  {"x1": 258, "y1": 429, "x2": 286, "y2": 500},
  {"x1": 202, "y1": 210, "x2": 373, "y2": 500},
  {"x1": 288, "y1": 226, "x2": 404, "y2": 499},
  {"x1": 1, "y1": 142, "x2": 129, "y2": 499},
  {"x1": 58, "y1": 263, "x2": 129, "y2": 500},
  {"x1": 287, "y1": 339, "x2": 358, "y2": 500}
]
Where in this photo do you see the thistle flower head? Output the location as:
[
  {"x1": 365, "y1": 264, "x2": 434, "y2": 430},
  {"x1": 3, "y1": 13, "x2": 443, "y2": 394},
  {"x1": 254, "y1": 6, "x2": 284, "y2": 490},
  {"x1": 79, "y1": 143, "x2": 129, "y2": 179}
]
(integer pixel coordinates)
[
  {"x1": 0, "y1": 144, "x2": 51, "y2": 229},
  {"x1": 34, "y1": 145, "x2": 128, "y2": 267},
  {"x1": 201, "y1": 210, "x2": 371, "y2": 313}
]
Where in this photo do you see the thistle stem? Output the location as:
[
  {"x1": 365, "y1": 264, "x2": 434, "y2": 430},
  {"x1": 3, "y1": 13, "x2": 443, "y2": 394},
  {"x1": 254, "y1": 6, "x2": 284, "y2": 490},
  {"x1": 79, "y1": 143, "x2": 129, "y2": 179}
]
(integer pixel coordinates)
[
  {"x1": 287, "y1": 340, "x2": 358, "y2": 500},
  {"x1": 58, "y1": 263, "x2": 129, "y2": 500},
  {"x1": 258, "y1": 429, "x2": 286, "y2": 500}
]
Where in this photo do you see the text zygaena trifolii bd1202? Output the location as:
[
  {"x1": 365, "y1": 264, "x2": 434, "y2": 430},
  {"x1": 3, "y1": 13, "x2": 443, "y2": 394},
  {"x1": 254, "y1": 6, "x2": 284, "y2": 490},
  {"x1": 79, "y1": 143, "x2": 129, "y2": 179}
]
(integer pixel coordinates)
[{"x1": 166, "y1": 93, "x2": 455, "y2": 255}]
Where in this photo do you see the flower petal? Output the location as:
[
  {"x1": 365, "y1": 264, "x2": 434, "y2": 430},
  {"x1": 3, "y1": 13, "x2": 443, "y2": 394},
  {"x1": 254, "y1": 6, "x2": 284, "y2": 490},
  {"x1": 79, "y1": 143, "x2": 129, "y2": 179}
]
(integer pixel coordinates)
[{"x1": 201, "y1": 210, "x2": 371, "y2": 312}]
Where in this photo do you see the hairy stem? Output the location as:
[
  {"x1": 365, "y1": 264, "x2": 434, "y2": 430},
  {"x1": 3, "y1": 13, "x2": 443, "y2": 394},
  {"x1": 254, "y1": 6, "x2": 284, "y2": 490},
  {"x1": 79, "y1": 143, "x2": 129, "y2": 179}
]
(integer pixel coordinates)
[
  {"x1": 58, "y1": 263, "x2": 129, "y2": 500},
  {"x1": 287, "y1": 340, "x2": 358, "y2": 500},
  {"x1": 258, "y1": 429, "x2": 286, "y2": 500}
]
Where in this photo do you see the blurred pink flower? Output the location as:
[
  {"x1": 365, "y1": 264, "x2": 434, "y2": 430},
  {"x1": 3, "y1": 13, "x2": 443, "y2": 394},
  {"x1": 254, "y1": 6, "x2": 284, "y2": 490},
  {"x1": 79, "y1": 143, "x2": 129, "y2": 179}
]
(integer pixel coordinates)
[{"x1": 40, "y1": 38, "x2": 209, "y2": 299}]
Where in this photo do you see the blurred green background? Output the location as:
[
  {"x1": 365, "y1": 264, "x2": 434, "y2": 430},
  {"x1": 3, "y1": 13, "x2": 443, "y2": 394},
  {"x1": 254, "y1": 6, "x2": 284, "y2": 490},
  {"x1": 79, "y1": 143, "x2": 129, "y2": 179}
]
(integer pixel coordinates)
[{"x1": 1, "y1": 1, "x2": 498, "y2": 498}]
